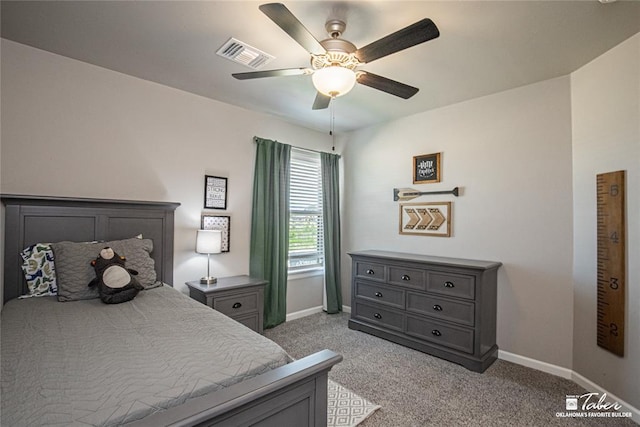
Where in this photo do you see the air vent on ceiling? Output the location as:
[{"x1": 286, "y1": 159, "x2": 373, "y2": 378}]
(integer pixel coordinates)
[{"x1": 216, "y1": 38, "x2": 275, "y2": 70}]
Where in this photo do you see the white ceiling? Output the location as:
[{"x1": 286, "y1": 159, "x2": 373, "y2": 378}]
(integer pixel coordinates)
[{"x1": 2, "y1": 1, "x2": 639, "y2": 133}]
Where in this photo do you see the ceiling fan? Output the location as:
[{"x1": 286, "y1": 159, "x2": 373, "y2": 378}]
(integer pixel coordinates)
[{"x1": 232, "y1": 3, "x2": 440, "y2": 110}]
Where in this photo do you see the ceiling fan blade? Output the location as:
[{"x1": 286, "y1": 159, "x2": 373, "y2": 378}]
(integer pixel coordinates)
[
  {"x1": 312, "y1": 92, "x2": 331, "y2": 110},
  {"x1": 355, "y1": 18, "x2": 439, "y2": 64},
  {"x1": 259, "y1": 3, "x2": 325, "y2": 55},
  {"x1": 232, "y1": 68, "x2": 309, "y2": 80},
  {"x1": 357, "y1": 71, "x2": 419, "y2": 99}
]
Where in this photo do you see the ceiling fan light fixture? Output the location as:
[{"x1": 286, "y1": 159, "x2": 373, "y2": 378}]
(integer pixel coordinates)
[{"x1": 312, "y1": 66, "x2": 356, "y2": 97}]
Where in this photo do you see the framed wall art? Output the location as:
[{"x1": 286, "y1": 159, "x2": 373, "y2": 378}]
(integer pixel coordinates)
[
  {"x1": 413, "y1": 152, "x2": 441, "y2": 184},
  {"x1": 204, "y1": 175, "x2": 227, "y2": 209},
  {"x1": 201, "y1": 214, "x2": 230, "y2": 252},
  {"x1": 399, "y1": 201, "x2": 451, "y2": 237}
]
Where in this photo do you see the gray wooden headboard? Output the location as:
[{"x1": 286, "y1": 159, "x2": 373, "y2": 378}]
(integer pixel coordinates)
[{"x1": 1, "y1": 195, "x2": 180, "y2": 303}]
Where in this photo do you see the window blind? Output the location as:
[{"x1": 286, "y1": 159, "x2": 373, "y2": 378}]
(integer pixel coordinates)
[{"x1": 289, "y1": 147, "x2": 324, "y2": 271}]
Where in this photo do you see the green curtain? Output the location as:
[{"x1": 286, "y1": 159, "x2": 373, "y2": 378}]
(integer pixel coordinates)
[
  {"x1": 250, "y1": 137, "x2": 291, "y2": 328},
  {"x1": 321, "y1": 152, "x2": 342, "y2": 314}
]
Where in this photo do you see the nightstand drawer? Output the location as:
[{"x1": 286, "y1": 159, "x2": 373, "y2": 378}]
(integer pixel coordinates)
[
  {"x1": 406, "y1": 315, "x2": 474, "y2": 354},
  {"x1": 234, "y1": 312, "x2": 260, "y2": 332},
  {"x1": 213, "y1": 291, "x2": 259, "y2": 317},
  {"x1": 426, "y1": 272, "x2": 475, "y2": 300},
  {"x1": 355, "y1": 281, "x2": 404, "y2": 309},
  {"x1": 407, "y1": 292, "x2": 475, "y2": 326}
]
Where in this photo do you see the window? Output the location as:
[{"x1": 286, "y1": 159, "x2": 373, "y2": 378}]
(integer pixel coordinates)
[{"x1": 288, "y1": 148, "x2": 323, "y2": 272}]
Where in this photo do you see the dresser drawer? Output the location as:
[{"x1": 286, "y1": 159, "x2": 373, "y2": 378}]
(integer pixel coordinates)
[
  {"x1": 354, "y1": 302, "x2": 404, "y2": 332},
  {"x1": 213, "y1": 291, "x2": 259, "y2": 317},
  {"x1": 427, "y1": 272, "x2": 475, "y2": 300},
  {"x1": 355, "y1": 281, "x2": 404, "y2": 309},
  {"x1": 355, "y1": 261, "x2": 386, "y2": 282},
  {"x1": 406, "y1": 315, "x2": 474, "y2": 354},
  {"x1": 388, "y1": 266, "x2": 425, "y2": 290},
  {"x1": 407, "y1": 292, "x2": 475, "y2": 326}
]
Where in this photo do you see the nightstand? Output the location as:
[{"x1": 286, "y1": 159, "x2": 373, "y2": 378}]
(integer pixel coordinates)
[{"x1": 186, "y1": 275, "x2": 267, "y2": 334}]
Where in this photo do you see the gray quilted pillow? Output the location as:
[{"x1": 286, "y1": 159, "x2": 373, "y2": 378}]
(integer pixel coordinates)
[{"x1": 52, "y1": 238, "x2": 156, "y2": 302}]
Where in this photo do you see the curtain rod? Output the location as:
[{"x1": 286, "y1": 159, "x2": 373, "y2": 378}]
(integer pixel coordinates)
[
  {"x1": 253, "y1": 137, "x2": 341, "y2": 158},
  {"x1": 291, "y1": 145, "x2": 341, "y2": 159}
]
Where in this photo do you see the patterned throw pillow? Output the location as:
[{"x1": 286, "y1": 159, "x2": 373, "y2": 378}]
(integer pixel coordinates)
[{"x1": 20, "y1": 243, "x2": 58, "y2": 297}]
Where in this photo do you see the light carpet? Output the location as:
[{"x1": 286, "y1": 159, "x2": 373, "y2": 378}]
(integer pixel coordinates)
[
  {"x1": 328, "y1": 379, "x2": 381, "y2": 427},
  {"x1": 267, "y1": 312, "x2": 640, "y2": 426}
]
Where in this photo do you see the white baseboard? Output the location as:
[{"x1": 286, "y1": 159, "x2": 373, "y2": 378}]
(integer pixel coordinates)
[
  {"x1": 499, "y1": 350, "x2": 639, "y2": 423},
  {"x1": 286, "y1": 305, "x2": 324, "y2": 322},
  {"x1": 286, "y1": 305, "x2": 351, "y2": 322},
  {"x1": 498, "y1": 350, "x2": 573, "y2": 379}
]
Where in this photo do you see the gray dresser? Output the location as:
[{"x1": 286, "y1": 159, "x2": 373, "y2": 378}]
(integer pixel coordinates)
[{"x1": 348, "y1": 250, "x2": 501, "y2": 372}]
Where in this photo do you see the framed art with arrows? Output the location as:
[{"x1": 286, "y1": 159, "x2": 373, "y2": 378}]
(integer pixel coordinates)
[{"x1": 399, "y1": 202, "x2": 451, "y2": 237}]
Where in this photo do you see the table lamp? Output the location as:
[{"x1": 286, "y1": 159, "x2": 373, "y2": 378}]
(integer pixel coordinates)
[{"x1": 196, "y1": 229, "x2": 222, "y2": 284}]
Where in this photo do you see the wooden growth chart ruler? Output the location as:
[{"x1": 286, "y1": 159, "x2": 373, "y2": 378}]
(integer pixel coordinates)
[{"x1": 596, "y1": 170, "x2": 626, "y2": 356}]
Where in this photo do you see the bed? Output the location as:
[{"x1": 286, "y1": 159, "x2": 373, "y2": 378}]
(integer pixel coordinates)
[{"x1": 1, "y1": 194, "x2": 342, "y2": 426}]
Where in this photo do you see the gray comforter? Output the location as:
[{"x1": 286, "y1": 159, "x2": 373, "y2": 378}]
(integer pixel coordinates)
[{"x1": 1, "y1": 285, "x2": 291, "y2": 426}]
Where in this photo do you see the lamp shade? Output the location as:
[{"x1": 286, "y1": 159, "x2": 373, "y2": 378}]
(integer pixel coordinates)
[
  {"x1": 196, "y1": 229, "x2": 222, "y2": 254},
  {"x1": 312, "y1": 66, "x2": 356, "y2": 98}
]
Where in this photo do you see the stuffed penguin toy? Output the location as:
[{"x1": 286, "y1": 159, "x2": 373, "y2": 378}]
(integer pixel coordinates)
[{"x1": 88, "y1": 247, "x2": 144, "y2": 304}]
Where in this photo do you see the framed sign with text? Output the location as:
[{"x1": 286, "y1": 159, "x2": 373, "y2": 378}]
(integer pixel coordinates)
[
  {"x1": 413, "y1": 153, "x2": 441, "y2": 184},
  {"x1": 204, "y1": 175, "x2": 227, "y2": 210}
]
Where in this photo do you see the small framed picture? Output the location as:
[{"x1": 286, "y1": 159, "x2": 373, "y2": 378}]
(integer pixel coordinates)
[
  {"x1": 399, "y1": 202, "x2": 451, "y2": 237},
  {"x1": 413, "y1": 153, "x2": 441, "y2": 184},
  {"x1": 201, "y1": 215, "x2": 230, "y2": 252},
  {"x1": 204, "y1": 175, "x2": 227, "y2": 210}
]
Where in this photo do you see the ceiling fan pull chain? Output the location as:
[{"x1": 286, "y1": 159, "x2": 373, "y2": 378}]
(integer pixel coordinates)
[{"x1": 330, "y1": 99, "x2": 336, "y2": 151}]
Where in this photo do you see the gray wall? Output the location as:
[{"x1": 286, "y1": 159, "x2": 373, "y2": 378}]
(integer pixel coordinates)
[
  {"x1": 571, "y1": 33, "x2": 639, "y2": 411},
  {"x1": 0, "y1": 39, "x2": 330, "y2": 313},
  {"x1": 339, "y1": 76, "x2": 575, "y2": 369}
]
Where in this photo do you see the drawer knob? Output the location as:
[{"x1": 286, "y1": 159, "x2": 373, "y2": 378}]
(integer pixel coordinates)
[
  {"x1": 443, "y1": 281, "x2": 455, "y2": 288},
  {"x1": 232, "y1": 302, "x2": 242, "y2": 309},
  {"x1": 366, "y1": 269, "x2": 375, "y2": 275},
  {"x1": 431, "y1": 329, "x2": 442, "y2": 337},
  {"x1": 373, "y1": 313, "x2": 382, "y2": 320},
  {"x1": 401, "y1": 274, "x2": 411, "y2": 281},
  {"x1": 433, "y1": 304, "x2": 443, "y2": 311},
  {"x1": 374, "y1": 291, "x2": 383, "y2": 298}
]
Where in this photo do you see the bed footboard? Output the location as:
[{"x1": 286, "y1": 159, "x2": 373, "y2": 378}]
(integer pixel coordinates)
[{"x1": 127, "y1": 349, "x2": 342, "y2": 427}]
